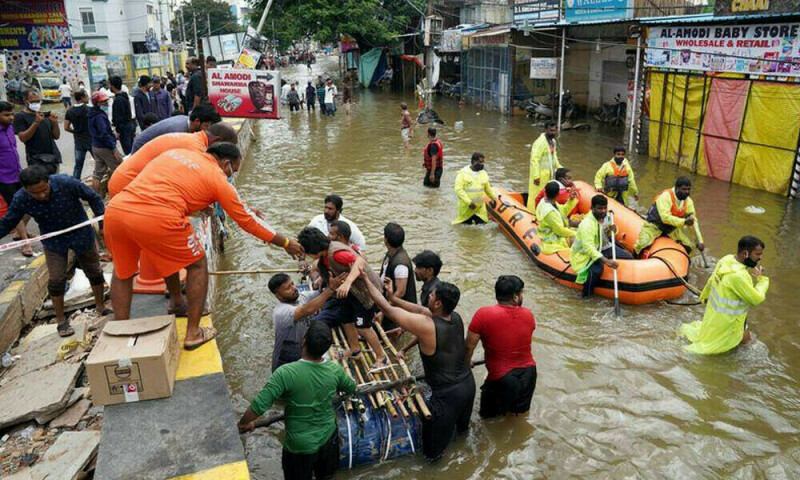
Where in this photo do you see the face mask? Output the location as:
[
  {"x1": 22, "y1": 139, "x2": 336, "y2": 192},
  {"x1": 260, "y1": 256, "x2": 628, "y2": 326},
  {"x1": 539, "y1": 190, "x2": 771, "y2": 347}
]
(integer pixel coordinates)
[
  {"x1": 675, "y1": 190, "x2": 689, "y2": 201},
  {"x1": 743, "y1": 257, "x2": 759, "y2": 268},
  {"x1": 545, "y1": 132, "x2": 557, "y2": 140},
  {"x1": 28, "y1": 102, "x2": 41, "y2": 112},
  {"x1": 614, "y1": 156, "x2": 624, "y2": 165},
  {"x1": 593, "y1": 210, "x2": 605, "y2": 220},
  {"x1": 100, "y1": 105, "x2": 109, "y2": 113},
  {"x1": 473, "y1": 163, "x2": 485, "y2": 171}
]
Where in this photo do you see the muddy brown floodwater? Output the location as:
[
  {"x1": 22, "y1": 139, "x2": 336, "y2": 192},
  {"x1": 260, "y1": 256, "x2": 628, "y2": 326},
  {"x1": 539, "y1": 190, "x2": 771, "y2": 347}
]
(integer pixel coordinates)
[{"x1": 213, "y1": 57, "x2": 800, "y2": 479}]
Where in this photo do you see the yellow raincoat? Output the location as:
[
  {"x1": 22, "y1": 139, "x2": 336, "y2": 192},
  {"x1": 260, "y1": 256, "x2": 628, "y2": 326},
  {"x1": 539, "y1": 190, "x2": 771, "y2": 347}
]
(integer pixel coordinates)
[
  {"x1": 527, "y1": 133, "x2": 561, "y2": 208},
  {"x1": 536, "y1": 199, "x2": 575, "y2": 254},
  {"x1": 453, "y1": 165, "x2": 495, "y2": 224},
  {"x1": 594, "y1": 158, "x2": 638, "y2": 206},
  {"x1": 570, "y1": 213, "x2": 605, "y2": 283},
  {"x1": 634, "y1": 188, "x2": 703, "y2": 254},
  {"x1": 680, "y1": 254, "x2": 769, "y2": 354}
]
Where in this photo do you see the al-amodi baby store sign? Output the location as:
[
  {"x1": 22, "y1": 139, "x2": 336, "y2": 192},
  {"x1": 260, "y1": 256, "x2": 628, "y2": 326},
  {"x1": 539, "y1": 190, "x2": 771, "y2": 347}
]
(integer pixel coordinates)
[
  {"x1": 207, "y1": 68, "x2": 281, "y2": 119},
  {"x1": 646, "y1": 23, "x2": 800, "y2": 77}
]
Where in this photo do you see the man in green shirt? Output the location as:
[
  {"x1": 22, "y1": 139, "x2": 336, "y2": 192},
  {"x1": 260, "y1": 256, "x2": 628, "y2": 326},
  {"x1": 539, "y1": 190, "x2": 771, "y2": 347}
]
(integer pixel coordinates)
[{"x1": 238, "y1": 322, "x2": 356, "y2": 479}]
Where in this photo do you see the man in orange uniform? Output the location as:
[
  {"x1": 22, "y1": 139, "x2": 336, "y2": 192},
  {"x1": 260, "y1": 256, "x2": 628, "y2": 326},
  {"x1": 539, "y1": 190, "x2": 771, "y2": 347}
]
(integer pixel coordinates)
[
  {"x1": 105, "y1": 142, "x2": 304, "y2": 349},
  {"x1": 108, "y1": 122, "x2": 237, "y2": 197}
]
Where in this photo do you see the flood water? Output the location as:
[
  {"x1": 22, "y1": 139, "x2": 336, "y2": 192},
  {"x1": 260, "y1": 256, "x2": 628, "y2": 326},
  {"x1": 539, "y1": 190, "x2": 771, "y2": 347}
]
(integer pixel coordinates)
[{"x1": 214, "y1": 57, "x2": 800, "y2": 479}]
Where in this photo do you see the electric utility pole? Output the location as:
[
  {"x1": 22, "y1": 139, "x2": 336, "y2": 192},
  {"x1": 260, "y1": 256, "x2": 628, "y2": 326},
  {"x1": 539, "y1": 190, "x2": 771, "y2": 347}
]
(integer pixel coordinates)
[{"x1": 425, "y1": 0, "x2": 434, "y2": 108}]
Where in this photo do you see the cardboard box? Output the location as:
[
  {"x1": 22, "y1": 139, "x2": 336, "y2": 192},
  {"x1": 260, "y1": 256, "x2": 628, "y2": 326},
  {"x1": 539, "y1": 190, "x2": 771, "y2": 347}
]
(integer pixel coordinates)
[{"x1": 86, "y1": 315, "x2": 180, "y2": 406}]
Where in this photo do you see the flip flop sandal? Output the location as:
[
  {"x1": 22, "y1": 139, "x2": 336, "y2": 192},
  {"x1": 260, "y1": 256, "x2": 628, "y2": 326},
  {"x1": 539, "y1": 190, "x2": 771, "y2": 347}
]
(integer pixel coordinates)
[
  {"x1": 168, "y1": 304, "x2": 212, "y2": 317},
  {"x1": 97, "y1": 308, "x2": 113, "y2": 316},
  {"x1": 184, "y1": 326, "x2": 218, "y2": 351},
  {"x1": 57, "y1": 324, "x2": 75, "y2": 337},
  {"x1": 21, "y1": 246, "x2": 33, "y2": 258},
  {"x1": 338, "y1": 348, "x2": 362, "y2": 360}
]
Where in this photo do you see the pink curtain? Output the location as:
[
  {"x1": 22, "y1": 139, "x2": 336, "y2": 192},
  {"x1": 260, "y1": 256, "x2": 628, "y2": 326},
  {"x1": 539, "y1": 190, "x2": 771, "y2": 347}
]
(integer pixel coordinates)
[{"x1": 702, "y1": 79, "x2": 749, "y2": 182}]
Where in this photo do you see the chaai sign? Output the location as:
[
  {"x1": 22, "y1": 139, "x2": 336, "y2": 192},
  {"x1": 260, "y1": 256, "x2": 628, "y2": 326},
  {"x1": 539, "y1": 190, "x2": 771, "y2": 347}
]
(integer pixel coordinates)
[
  {"x1": 645, "y1": 23, "x2": 800, "y2": 77},
  {"x1": 715, "y1": 0, "x2": 797, "y2": 16}
]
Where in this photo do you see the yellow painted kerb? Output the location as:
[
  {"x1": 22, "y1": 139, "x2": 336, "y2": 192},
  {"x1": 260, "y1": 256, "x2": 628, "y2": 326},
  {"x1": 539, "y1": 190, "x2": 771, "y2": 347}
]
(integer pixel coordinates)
[
  {"x1": 166, "y1": 460, "x2": 250, "y2": 480},
  {"x1": 175, "y1": 315, "x2": 224, "y2": 381},
  {"x1": 25, "y1": 255, "x2": 46, "y2": 269},
  {"x1": 0, "y1": 281, "x2": 26, "y2": 303}
]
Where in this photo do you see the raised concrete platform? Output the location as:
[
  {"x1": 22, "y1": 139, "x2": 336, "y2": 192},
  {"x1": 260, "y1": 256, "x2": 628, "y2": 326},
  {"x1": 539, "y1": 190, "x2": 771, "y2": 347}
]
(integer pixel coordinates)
[{"x1": 95, "y1": 118, "x2": 252, "y2": 480}]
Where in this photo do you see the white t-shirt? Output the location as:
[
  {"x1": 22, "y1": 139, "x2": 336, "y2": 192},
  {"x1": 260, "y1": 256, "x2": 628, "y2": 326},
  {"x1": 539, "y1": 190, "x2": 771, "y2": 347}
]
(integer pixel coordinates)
[
  {"x1": 325, "y1": 85, "x2": 338, "y2": 104},
  {"x1": 379, "y1": 258, "x2": 408, "y2": 281},
  {"x1": 307, "y1": 213, "x2": 367, "y2": 252},
  {"x1": 58, "y1": 84, "x2": 72, "y2": 98},
  {"x1": 281, "y1": 83, "x2": 291, "y2": 100}
]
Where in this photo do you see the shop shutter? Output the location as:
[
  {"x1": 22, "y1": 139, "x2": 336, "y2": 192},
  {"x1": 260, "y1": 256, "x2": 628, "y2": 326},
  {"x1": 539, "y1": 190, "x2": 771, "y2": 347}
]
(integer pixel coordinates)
[{"x1": 601, "y1": 61, "x2": 628, "y2": 105}]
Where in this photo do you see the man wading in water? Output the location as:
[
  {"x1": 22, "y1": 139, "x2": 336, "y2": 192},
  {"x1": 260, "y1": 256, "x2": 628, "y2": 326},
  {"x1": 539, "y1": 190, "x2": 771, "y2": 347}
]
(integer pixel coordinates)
[{"x1": 364, "y1": 273, "x2": 475, "y2": 461}]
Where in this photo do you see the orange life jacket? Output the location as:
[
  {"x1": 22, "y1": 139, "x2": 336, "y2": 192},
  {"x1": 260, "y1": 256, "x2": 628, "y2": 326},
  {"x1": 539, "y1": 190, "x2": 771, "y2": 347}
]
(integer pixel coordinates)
[
  {"x1": 646, "y1": 189, "x2": 688, "y2": 234},
  {"x1": 424, "y1": 138, "x2": 444, "y2": 169}
]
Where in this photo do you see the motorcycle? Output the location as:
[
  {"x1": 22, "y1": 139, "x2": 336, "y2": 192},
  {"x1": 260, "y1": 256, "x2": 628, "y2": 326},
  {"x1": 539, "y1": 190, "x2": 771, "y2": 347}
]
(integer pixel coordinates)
[
  {"x1": 523, "y1": 91, "x2": 590, "y2": 131},
  {"x1": 595, "y1": 93, "x2": 627, "y2": 126}
]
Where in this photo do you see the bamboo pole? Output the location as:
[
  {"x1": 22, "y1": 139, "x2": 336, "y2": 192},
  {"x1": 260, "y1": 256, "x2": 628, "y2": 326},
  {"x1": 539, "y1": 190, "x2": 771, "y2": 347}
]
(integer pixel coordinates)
[
  {"x1": 329, "y1": 328, "x2": 358, "y2": 413},
  {"x1": 211, "y1": 268, "x2": 451, "y2": 276},
  {"x1": 332, "y1": 327, "x2": 377, "y2": 409},
  {"x1": 375, "y1": 323, "x2": 431, "y2": 419},
  {"x1": 359, "y1": 340, "x2": 405, "y2": 418},
  {"x1": 344, "y1": 329, "x2": 390, "y2": 414},
  {"x1": 364, "y1": 338, "x2": 413, "y2": 417}
]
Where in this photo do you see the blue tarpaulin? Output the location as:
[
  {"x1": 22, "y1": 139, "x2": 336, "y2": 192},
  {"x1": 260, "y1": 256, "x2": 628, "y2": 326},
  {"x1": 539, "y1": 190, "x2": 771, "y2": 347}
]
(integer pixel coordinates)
[{"x1": 358, "y1": 49, "x2": 387, "y2": 88}]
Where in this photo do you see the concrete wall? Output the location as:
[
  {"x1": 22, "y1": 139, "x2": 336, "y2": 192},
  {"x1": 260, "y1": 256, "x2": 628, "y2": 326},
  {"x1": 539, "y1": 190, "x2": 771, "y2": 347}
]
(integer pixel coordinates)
[
  {"x1": 67, "y1": 0, "x2": 132, "y2": 54},
  {"x1": 563, "y1": 44, "x2": 591, "y2": 109},
  {"x1": 460, "y1": 1, "x2": 512, "y2": 24}
]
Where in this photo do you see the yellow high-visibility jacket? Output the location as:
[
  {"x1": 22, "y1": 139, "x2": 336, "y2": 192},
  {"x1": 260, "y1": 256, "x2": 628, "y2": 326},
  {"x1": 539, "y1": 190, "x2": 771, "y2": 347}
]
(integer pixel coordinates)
[
  {"x1": 680, "y1": 254, "x2": 769, "y2": 354},
  {"x1": 593, "y1": 158, "x2": 638, "y2": 205},
  {"x1": 527, "y1": 133, "x2": 561, "y2": 206},
  {"x1": 570, "y1": 213, "x2": 605, "y2": 283},
  {"x1": 536, "y1": 199, "x2": 574, "y2": 254},
  {"x1": 453, "y1": 165, "x2": 494, "y2": 224}
]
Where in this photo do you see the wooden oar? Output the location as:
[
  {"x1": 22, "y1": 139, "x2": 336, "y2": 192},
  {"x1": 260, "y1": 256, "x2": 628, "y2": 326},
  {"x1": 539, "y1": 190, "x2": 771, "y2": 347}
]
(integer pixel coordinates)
[
  {"x1": 609, "y1": 211, "x2": 622, "y2": 319},
  {"x1": 250, "y1": 359, "x2": 486, "y2": 431},
  {"x1": 693, "y1": 222, "x2": 709, "y2": 268}
]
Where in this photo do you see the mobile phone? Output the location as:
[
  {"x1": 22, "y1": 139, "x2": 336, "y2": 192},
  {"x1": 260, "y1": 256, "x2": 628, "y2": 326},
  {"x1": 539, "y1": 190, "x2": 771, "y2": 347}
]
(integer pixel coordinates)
[{"x1": 43, "y1": 112, "x2": 51, "y2": 117}]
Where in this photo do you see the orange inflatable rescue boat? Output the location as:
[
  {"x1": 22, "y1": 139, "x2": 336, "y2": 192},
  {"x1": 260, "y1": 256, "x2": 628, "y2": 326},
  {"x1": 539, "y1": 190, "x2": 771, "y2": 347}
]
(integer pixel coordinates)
[{"x1": 487, "y1": 181, "x2": 689, "y2": 305}]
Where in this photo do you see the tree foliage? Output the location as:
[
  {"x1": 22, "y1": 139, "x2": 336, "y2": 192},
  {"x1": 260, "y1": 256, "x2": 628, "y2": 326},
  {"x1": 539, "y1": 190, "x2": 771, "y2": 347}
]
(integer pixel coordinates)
[
  {"x1": 170, "y1": 0, "x2": 241, "y2": 44},
  {"x1": 250, "y1": 0, "x2": 425, "y2": 50}
]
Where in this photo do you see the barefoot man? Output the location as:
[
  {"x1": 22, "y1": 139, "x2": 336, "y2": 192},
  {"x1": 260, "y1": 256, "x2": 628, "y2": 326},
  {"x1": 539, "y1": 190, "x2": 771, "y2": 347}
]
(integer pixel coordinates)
[{"x1": 104, "y1": 143, "x2": 303, "y2": 350}]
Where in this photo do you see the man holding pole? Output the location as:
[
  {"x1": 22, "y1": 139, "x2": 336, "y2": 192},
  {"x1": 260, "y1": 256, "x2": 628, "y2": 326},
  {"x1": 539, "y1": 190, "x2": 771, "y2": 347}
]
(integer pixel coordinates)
[
  {"x1": 363, "y1": 273, "x2": 475, "y2": 461},
  {"x1": 570, "y1": 195, "x2": 632, "y2": 298},
  {"x1": 238, "y1": 322, "x2": 356, "y2": 480}
]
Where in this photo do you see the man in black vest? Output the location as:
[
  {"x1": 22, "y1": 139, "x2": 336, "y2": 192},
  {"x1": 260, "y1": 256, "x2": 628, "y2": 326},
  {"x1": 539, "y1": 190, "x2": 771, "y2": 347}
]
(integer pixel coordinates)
[
  {"x1": 378, "y1": 222, "x2": 416, "y2": 332},
  {"x1": 363, "y1": 273, "x2": 475, "y2": 461}
]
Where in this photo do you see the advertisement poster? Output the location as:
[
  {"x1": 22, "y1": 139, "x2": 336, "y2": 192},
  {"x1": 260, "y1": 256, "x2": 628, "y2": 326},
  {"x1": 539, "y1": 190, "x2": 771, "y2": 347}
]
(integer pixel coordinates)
[
  {"x1": 106, "y1": 56, "x2": 128, "y2": 79},
  {"x1": 88, "y1": 56, "x2": 108, "y2": 84},
  {"x1": 565, "y1": 0, "x2": 632, "y2": 23},
  {"x1": 207, "y1": 68, "x2": 280, "y2": 119},
  {"x1": 715, "y1": 0, "x2": 796, "y2": 16},
  {"x1": 530, "y1": 57, "x2": 558, "y2": 79},
  {"x1": 514, "y1": 0, "x2": 560, "y2": 26},
  {"x1": 235, "y1": 47, "x2": 261, "y2": 70},
  {"x1": 0, "y1": 0, "x2": 72, "y2": 50},
  {"x1": 646, "y1": 23, "x2": 800, "y2": 77}
]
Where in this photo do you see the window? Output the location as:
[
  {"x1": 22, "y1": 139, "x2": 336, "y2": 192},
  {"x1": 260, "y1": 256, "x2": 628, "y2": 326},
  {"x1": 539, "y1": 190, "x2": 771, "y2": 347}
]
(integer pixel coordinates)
[{"x1": 80, "y1": 8, "x2": 96, "y2": 33}]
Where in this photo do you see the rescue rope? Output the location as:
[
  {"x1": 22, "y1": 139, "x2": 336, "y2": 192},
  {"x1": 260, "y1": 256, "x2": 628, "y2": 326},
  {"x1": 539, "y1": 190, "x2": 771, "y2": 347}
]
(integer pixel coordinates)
[
  {"x1": 648, "y1": 246, "x2": 703, "y2": 296},
  {"x1": 0, "y1": 216, "x2": 103, "y2": 254}
]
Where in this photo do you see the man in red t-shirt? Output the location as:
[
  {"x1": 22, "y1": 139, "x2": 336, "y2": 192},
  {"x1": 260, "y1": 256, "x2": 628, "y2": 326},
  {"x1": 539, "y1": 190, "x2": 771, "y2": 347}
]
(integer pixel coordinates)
[
  {"x1": 465, "y1": 275, "x2": 536, "y2": 418},
  {"x1": 532, "y1": 167, "x2": 579, "y2": 217}
]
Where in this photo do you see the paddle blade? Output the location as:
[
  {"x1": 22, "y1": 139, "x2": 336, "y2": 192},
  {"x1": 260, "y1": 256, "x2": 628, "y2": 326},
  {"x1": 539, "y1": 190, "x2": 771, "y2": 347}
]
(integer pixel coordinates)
[{"x1": 614, "y1": 299, "x2": 622, "y2": 319}]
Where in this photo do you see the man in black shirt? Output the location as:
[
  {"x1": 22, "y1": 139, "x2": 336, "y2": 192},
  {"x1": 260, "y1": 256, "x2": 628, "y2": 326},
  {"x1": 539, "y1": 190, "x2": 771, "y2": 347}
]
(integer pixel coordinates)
[
  {"x1": 364, "y1": 275, "x2": 475, "y2": 461},
  {"x1": 63, "y1": 90, "x2": 92, "y2": 179},
  {"x1": 378, "y1": 222, "x2": 416, "y2": 332},
  {"x1": 109, "y1": 76, "x2": 136, "y2": 155},
  {"x1": 413, "y1": 250, "x2": 443, "y2": 307},
  {"x1": 14, "y1": 90, "x2": 61, "y2": 174},
  {"x1": 183, "y1": 57, "x2": 205, "y2": 114},
  {"x1": 134, "y1": 75, "x2": 154, "y2": 130}
]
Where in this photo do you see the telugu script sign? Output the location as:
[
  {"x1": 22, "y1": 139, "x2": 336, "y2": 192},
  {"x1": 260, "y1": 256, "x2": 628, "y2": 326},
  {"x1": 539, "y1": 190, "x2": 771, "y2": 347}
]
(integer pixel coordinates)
[
  {"x1": 645, "y1": 23, "x2": 800, "y2": 77},
  {"x1": 530, "y1": 58, "x2": 558, "y2": 79}
]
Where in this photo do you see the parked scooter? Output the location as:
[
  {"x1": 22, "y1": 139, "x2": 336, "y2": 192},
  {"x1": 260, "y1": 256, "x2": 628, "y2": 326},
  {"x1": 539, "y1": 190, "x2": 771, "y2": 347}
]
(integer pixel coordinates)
[
  {"x1": 595, "y1": 93, "x2": 626, "y2": 126},
  {"x1": 525, "y1": 91, "x2": 590, "y2": 131}
]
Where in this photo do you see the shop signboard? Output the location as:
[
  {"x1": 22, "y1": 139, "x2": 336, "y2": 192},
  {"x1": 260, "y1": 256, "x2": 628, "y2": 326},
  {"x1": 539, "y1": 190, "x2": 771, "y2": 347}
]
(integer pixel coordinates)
[
  {"x1": 440, "y1": 29, "x2": 464, "y2": 53},
  {"x1": 207, "y1": 68, "x2": 280, "y2": 119},
  {"x1": 646, "y1": 23, "x2": 800, "y2": 77},
  {"x1": 106, "y1": 56, "x2": 128, "y2": 79},
  {"x1": 565, "y1": 0, "x2": 633, "y2": 23},
  {"x1": 514, "y1": 0, "x2": 560, "y2": 26},
  {"x1": 0, "y1": 0, "x2": 72, "y2": 50},
  {"x1": 715, "y1": 0, "x2": 797, "y2": 16},
  {"x1": 234, "y1": 27, "x2": 265, "y2": 69},
  {"x1": 530, "y1": 57, "x2": 558, "y2": 78}
]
